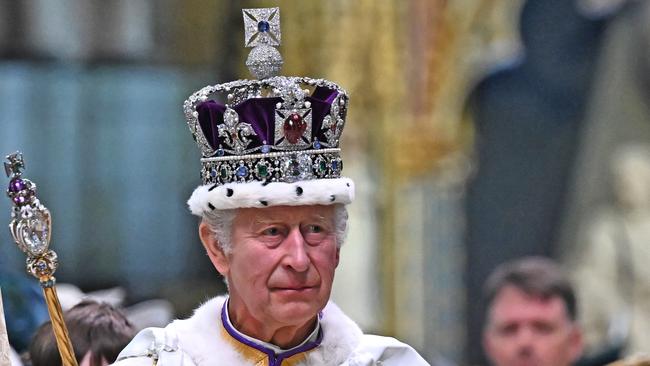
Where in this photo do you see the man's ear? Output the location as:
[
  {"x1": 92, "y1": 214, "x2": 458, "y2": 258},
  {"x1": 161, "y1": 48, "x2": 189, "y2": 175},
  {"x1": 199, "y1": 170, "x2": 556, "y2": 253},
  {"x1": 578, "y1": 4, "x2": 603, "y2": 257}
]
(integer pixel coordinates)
[
  {"x1": 568, "y1": 324, "x2": 584, "y2": 363},
  {"x1": 481, "y1": 316, "x2": 495, "y2": 364},
  {"x1": 199, "y1": 222, "x2": 230, "y2": 276},
  {"x1": 335, "y1": 247, "x2": 340, "y2": 268},
  {"x1": 482, "y1": 326, "x2": 496, "y2": 363}
]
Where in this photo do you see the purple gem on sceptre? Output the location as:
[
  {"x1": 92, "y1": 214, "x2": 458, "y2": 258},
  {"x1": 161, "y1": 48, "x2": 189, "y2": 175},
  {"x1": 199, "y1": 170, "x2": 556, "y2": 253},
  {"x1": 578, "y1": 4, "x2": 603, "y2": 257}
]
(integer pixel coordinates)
[
  {"x1": 13, "y1": 195, "x2": 27, "y2": 205},
  {"x1": 8, "y1": 178, "x2": 26, "y2": 193}
]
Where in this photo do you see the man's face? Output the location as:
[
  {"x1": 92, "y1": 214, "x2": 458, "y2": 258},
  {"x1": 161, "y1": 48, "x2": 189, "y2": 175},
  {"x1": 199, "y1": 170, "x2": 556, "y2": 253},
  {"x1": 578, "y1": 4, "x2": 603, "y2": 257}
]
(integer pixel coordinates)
[
  {"x1": 483, "y1": 285, "x2": 583, "y2": 366},
  {"x1": 205, "y1": 205, "x2": 340, "y2": 330}
]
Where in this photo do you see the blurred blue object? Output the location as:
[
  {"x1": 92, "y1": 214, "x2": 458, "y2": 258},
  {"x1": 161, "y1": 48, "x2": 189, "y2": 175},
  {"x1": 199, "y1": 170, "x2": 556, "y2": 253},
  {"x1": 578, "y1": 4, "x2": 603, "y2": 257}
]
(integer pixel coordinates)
[{"x1": 0, "y1": 270, "x2": 49, "y2": 353}]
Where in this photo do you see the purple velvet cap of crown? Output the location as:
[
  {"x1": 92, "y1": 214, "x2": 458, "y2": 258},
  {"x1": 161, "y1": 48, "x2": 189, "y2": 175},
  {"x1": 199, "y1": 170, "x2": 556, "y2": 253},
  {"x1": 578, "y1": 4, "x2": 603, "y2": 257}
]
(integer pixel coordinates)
[{"x1": 196, "y1": 86, "x2": 340, "y2": 155}]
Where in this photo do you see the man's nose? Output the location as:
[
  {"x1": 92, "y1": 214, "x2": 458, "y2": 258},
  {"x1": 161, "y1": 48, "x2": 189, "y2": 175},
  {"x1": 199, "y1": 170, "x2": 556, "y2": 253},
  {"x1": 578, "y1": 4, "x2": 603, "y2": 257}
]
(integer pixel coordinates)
[
  {"x1": 282, "y1": 228, "x2": 310, "y2": 272},
  {"x1": 514, "y1": 327, "x2": 536, "y2": 353}
]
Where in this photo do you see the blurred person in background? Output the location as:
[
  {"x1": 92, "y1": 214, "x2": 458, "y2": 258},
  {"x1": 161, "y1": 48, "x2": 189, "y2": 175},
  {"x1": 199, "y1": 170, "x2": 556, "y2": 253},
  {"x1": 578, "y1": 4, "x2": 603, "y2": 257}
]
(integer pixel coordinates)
[
  {"x1": 482, "y1": 257, "x2": 583, "y2": 366},
  {"x1": 0, "y1": 270, "x2": 49, "y2": 355},
  {"x1": 28, "y1": 300, "x2": 135, "y2": 366}
]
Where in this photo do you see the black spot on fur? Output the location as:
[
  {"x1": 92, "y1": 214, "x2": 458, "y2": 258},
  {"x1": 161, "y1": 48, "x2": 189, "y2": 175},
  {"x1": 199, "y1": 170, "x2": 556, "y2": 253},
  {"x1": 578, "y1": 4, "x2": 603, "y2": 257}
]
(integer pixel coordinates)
[
  {"x1": 260, "y1": 200, "x2": 268, "y2": 206},
  {"x1": 208, "y1": 203, "x2": 216, "y2": 210},
  {"x1": 296, "y1": 186, "x2": 303, "y2": 196},
  {"x1": 226, "y1": 188, "x2": 234, "y2": 197},
  {"x1": 330, "y1": 195, "x2": 336, "y2": 202},
  {"x1": 346, "y1": 183, "x2": 350, "y2": 187},
  {"x1": 208, "y1": 184, "x2": 218, "y2": 192}
]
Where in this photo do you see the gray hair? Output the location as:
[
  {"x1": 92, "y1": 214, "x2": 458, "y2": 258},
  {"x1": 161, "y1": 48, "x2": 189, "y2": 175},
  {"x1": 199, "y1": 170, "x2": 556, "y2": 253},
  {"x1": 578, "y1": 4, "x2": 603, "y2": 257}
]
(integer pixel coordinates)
[{"x1": 202, "y1": 204, "x2": 349, "y2": 254}]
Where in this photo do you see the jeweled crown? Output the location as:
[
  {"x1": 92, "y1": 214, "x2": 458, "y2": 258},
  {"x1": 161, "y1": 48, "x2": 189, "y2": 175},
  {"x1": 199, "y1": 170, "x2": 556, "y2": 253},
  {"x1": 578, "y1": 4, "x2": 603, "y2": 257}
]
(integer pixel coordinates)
[{"x1": 183, "y1": 8, "x2": 349, "y2": 187}]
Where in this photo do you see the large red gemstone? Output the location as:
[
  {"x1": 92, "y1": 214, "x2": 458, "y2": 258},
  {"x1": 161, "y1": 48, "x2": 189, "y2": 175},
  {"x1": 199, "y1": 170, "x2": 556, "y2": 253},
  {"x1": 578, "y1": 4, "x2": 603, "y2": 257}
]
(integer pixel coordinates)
[{"x1": 283, "y1": 113, "x2": 306, "y2": 144}]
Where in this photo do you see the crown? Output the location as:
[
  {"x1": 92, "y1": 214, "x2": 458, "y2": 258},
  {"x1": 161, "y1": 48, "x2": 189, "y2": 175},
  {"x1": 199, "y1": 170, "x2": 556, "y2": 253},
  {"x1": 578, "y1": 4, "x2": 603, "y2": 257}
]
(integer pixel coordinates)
[{"x1": 183, "y1": 8, "x2": 354, "y2": 213}]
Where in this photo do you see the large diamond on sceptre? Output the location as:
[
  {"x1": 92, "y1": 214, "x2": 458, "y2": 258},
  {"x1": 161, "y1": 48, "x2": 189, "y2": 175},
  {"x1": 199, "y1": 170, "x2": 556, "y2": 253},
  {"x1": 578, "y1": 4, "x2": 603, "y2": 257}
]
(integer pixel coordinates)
[
  {"x1": 243, "y1": 7, "x2": 283, "y2": 79},
  {"x1": 4, "y1": 152, "x2": 78, "y2": 366}
]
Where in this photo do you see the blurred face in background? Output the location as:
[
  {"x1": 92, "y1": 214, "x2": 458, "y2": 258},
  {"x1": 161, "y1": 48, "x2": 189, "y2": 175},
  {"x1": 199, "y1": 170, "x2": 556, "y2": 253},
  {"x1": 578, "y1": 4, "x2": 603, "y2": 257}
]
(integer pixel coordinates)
[
  {"x1": 80, "y1": 352, "x2": 108, "y2": 366},
  {"x1": 483, "y1": 285, "x2": 583, "y2": 366}
]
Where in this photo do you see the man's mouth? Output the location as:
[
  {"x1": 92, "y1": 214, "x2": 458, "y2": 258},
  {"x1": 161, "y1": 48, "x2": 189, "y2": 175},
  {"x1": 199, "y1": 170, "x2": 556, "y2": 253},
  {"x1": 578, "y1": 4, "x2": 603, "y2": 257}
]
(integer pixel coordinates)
[{"x1": 271, "y1": 286, "x2": 317, "y2": 292}]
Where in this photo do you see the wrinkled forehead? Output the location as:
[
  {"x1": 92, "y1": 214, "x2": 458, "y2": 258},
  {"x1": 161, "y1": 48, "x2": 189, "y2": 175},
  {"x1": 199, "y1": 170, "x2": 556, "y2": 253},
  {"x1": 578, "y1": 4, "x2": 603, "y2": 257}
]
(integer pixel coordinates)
[
  {"x1": 234, "y1": 204, "x2": 336, "y2": 225},
  {"x1": 487, "y1": 286, "x2": 572, "y2": 325}
]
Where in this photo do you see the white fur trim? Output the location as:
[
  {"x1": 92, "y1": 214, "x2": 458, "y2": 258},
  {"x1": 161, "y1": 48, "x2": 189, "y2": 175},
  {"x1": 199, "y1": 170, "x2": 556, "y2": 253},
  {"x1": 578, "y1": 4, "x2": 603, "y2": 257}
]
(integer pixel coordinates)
[
  {"x1": 116, "y1": 295, "x2": 363, "y2": 365},
  {"x1": 171, "y1": 296, "x2": 247, "y2": 365},
  {"x1": 187, "y1": 177, "x2": 355, "y2": 214},
  {"x1": 115, "y1": 295, "x2": 428, "y2": 365},
  {"x1": 174, "y1": 296, "x2": 364, "y2": 366}
]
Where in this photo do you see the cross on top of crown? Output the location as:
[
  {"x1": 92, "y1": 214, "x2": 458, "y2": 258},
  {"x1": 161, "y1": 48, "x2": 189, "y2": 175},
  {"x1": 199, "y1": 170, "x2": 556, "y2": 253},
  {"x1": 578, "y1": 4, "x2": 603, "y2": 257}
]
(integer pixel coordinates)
[
  {"x1": 4, "y1": 152, "x2": 24, "y2": 178},
  {"x1": 242, "y1": 7, "x2": 283, "y2": 79},
  {"x1": 243, "y1": 7, "x2": 281, "y2": 48}
]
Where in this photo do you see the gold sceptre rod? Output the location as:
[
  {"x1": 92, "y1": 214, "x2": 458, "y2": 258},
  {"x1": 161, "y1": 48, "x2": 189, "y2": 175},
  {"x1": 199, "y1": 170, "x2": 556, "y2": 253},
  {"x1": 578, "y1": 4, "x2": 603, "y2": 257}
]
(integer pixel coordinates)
[{"x1": 4, "y1": 152, "x2": 78, "y2": 366}]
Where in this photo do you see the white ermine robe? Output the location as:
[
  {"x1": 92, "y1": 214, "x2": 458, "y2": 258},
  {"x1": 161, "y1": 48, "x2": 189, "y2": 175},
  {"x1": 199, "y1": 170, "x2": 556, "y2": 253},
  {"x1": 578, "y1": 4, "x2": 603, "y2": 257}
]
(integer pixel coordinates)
[{"x1": 112, "y1": 296, "x2": 429, "y2": 366}]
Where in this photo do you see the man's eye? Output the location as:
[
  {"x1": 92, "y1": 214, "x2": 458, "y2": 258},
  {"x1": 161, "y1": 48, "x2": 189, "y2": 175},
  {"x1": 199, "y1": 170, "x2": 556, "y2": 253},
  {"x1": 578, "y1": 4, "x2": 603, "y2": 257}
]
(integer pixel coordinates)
[
  {"x1": 533, "y1": 322, "x2": 555, "y2": 335},
  {"x1": 496, "y1": 324, "x2": 518, "y2": 336},
  {"x1": 262, "y1": 227, "x2": 281, "y2": 236},
  {"x1": 307, "y1": 225, "x2": 323, "y2": 233},
  {"x1": 302, "y1": 224, "x2": 330, "y2": 245}
]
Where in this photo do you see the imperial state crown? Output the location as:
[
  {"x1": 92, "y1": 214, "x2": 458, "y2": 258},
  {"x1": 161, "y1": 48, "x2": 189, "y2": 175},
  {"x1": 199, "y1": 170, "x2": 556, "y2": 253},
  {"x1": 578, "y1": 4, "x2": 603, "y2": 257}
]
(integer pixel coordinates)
[{"x1": 185, "y1": 7, "x2": 354, "y2": 213}]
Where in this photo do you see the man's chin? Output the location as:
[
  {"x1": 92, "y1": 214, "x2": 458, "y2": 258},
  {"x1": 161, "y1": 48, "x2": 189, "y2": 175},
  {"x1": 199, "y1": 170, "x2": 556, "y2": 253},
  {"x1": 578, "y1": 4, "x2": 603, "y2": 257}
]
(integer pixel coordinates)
[{"x1": 269, "y1": 297, "x2": 322, "y2": 323}]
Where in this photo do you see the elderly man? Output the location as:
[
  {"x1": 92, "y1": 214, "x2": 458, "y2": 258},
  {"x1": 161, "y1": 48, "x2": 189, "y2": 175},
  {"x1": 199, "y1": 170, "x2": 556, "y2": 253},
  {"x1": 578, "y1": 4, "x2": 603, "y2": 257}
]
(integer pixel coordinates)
[
  {"x1": 482, "y1": 257, "x2": 584, "y2": 366},
  {"x1": 113, "y1": 7, "x2": 427, "y2": 366}
]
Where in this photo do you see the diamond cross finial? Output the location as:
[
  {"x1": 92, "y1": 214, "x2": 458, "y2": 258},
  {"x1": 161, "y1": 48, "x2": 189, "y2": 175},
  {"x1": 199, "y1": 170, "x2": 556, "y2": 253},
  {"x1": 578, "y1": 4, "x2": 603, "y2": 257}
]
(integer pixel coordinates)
[
  {"x1": 4, "y1": 152, "x2": 24, "y2": 178},
  {"x1": 243, "y1": 8, "x2": 281, "y2": 47},
  {"x1": 242, "y1": 7, "x2": 283, "y2": 79}
]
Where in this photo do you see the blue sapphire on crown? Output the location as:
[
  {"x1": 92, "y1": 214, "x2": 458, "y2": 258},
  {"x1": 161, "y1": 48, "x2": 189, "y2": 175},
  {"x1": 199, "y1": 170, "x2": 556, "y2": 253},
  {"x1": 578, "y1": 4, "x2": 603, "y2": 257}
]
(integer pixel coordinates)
[
  {"x1": 243, "y1": 8, "x2": 280, "y2": 47},
  {"x1": 258, "y1": 21, "x2": 270, "y2": 33}
]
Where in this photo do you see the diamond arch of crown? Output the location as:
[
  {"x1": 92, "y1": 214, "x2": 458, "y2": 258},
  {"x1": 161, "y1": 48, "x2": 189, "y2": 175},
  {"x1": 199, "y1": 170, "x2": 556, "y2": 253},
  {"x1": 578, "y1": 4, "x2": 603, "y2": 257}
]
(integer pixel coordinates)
[{"x1": 183, "y1": 76, "x2": 350, "y2": 159}]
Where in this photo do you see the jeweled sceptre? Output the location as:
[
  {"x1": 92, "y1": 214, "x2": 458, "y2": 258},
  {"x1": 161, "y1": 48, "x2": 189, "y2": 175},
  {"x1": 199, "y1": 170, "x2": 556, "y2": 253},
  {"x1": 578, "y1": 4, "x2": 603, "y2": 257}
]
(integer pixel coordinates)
[{"x1": 4, "y1": 152, "x2": 78, "y2": 366}]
